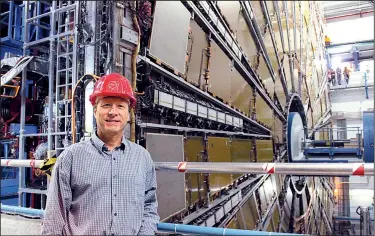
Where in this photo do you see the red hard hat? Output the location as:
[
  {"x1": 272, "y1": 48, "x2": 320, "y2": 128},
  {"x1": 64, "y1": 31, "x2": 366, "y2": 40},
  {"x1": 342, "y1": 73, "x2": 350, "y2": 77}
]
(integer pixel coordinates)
[{"x1": 89, "y1": 73, "x2": 137, "y2": 108}]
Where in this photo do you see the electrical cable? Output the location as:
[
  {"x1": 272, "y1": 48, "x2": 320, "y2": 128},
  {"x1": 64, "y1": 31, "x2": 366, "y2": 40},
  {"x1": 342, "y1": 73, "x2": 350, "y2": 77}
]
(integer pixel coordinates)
[{"x1": 71, "y1": 74, "x2": 100, "y2": 144}]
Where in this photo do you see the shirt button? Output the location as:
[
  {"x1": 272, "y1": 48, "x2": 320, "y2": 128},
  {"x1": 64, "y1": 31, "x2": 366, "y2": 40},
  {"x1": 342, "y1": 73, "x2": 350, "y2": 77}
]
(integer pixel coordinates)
[
  {"x1": 114, "y1": 213, "x2": 117, "y2": 216},
  {"x1": 113, "y1": 158, "x2": 116, "y2": 160},
  {"x1": 114, "y1": 194, "x2": 117, "y2": 197},
  {"x1": 113, "y1": 175, "x2": 117, "y2": 178}
]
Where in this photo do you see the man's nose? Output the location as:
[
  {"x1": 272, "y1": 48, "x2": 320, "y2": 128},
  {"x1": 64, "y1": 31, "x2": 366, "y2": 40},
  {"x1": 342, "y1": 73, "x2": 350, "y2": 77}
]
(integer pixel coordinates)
[{"x1": 108, "y1": 106, "x2": 119, "y2": 115}]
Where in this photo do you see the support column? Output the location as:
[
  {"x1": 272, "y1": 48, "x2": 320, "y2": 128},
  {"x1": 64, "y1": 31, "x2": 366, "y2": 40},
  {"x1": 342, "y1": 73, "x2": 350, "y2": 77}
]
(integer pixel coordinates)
[{"x1": 353, "y1": 49, "x2": 360, "y2": 71}]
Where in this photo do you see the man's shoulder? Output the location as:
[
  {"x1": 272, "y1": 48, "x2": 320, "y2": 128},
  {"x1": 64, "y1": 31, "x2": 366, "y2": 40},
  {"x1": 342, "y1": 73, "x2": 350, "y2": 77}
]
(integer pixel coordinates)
[
  {"x1": 126, "y1": 140, "x2": 148, "y2": 154},
  {"x1": 59, "y1": 140, "x2": 91, "y2": 156},
  {"x1": 125, "y1": 140, "x2": 153, "y2": 161},
  {"x1": 68, "y1": 139, "x2": 91, "y2": 150}
]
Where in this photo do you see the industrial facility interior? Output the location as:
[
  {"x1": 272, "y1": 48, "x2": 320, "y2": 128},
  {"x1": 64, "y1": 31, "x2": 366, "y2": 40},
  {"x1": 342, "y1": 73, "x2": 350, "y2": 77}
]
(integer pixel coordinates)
[{"x1": 0, "y1": 1, "x2": 374, "y2": 235}]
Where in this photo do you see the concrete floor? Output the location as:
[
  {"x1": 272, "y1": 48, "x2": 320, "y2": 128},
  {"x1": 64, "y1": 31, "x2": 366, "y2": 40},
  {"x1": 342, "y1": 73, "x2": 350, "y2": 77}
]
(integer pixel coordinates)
[{"x1": 1, "y1": 214, "x2": 42, "y2": 235}]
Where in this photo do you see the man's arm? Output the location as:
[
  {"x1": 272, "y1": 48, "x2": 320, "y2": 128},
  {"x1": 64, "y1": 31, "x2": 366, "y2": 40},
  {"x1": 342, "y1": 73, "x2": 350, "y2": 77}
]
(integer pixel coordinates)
[
  {"x1": 41, "y1": 150, "x2": 73, "y2": 235},
  {"x1": 138, "y1": 152, "x2": 160, "y2": 235}
]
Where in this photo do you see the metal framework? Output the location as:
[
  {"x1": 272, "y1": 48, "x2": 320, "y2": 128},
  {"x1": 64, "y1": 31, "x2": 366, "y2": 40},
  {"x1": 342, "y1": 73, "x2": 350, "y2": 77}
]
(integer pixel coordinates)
[
  {"x1": 0, "y1": 1, "x2": 343, "y2": 235},
  {"x1": 16, "y1": 0, "x2": 79, "y2": 207}
]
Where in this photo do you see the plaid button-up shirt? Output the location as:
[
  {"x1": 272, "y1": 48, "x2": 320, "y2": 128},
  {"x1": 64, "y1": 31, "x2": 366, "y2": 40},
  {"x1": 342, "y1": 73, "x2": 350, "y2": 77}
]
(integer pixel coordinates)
[{"x1": 41, "y1": 133, "x2": 159, "y2": 235}]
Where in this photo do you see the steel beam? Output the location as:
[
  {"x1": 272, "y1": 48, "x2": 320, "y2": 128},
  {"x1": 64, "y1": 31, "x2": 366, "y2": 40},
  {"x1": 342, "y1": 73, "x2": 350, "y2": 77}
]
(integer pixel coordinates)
[
  {"x1": 138, "y1": 123, "x2": 271, "y2": 138},
  {"x1": 155, "y1": 162, "x2": 373, "y2": 176},
  {"x1": 183, "y1": 1, "x2": 286, "y2": 122},
  {"x1": 260, "y1": 1, "x2": 289, "y2": 99},
  {"x1": 240, "y1": 2, "x2": 277, "y2": 84},
  {"x1": 298, "y1": 1, "x2": 303, "y2": 96},
  {"x1": 47, "y1": 1, "x2": 57, "y2": 151},
  {"x1": 274, "y1": 1, "x2": 286, "y2": 53},
  {"x1": 218, "y1": 175, "x2": 269, "y2": 227},
  {"x1": 18, "y1": 0, "x2": 30, "y2": 207},
  {"x1": 283, "y1": 1, "x2": 295, "y2": 93},
  {"x1": 138, "y1": 56, "x2": 272, "y2": 132}
]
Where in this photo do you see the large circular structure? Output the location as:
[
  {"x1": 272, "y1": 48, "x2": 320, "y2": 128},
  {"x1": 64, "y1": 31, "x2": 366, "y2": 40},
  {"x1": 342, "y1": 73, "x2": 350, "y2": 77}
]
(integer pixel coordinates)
[
  {"x1": 286, "y1": 93, "x2": 307, "y2": 162},
  {"x1": 288, "y1": 112, "x2": 305, "y2": 161}
]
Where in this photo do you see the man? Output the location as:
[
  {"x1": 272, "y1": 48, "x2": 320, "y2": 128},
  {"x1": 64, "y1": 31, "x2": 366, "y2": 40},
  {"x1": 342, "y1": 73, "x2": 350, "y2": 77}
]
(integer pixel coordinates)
[
  {"x1": 343, "y1": 66, "x2": 350, "y2": 85},
  {"x1": 41, "y1": 73, "x2": 159, "y2": 235},
  {"x1": 336, "y1": 66, "x2": 342, "y2": 85}
]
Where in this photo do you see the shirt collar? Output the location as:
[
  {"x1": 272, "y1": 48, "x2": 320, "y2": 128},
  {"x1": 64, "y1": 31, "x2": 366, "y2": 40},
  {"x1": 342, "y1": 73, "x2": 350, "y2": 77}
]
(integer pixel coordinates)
[{"x1": 91, "y1": 131, "x2": 126, "y2": 152}]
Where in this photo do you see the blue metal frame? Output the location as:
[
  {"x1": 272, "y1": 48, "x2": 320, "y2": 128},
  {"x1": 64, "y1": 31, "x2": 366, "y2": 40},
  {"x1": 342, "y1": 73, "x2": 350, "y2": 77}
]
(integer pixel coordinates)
[
  {"x1": 363, "y1": 111, "x2": 374, "y2": 163},
  {"x1": 304, "y1": 127, "x2": 363, "y2": 160},
  {"x1": 1, "y1": 1, "x2": 51, "y2": 50},
  {"x1": 1, "y1": 140, "x2": 19, "y2": 206},
  {"x1": 304, "y1": 147, "x2": 361, "y2": 156},
  {"x1": 0, "y1": 44, "x2": 22, "y2": 59},
  {"x1": 1, "y1": 1, "x2": 24, "y2": 48},
  {"x1": 293, "y1": 159, "x2": 349, "y2": 163}
]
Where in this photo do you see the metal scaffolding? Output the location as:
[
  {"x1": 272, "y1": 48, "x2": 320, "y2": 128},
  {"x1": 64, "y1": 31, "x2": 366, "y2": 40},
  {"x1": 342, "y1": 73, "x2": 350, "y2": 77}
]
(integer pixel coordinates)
[{"x1": 17, "y1": 0, "x2": 79, "y2": 207}]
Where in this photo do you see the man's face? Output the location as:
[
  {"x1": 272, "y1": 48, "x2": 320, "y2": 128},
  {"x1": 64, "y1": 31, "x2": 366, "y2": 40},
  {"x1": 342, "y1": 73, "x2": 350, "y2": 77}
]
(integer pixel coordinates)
[{"x1": 94, "y1": 96, "x2": 129, "y2": 135}]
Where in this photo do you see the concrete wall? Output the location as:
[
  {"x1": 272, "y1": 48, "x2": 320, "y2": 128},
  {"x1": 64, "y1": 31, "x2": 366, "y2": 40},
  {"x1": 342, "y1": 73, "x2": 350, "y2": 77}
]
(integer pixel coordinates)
[
  {"x1": 330, "y1": 60, "x2": 374, "y2": 139},
  {"x1": 325, "y1": 16, "x2": 374, "y2": 45}
]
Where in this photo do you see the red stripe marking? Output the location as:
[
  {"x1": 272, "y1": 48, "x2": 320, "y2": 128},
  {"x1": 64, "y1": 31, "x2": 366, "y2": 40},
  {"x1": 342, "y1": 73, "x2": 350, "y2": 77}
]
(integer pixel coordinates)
[
  {"x1": 177, "y1": 162, "x2": 187, "y2": 173},
  {"x1": 30, "y1": 160, "x2": 35, "y2": 168},
  {"x1": 353, "y1": 164, "x2": 364, "y2": 176}
]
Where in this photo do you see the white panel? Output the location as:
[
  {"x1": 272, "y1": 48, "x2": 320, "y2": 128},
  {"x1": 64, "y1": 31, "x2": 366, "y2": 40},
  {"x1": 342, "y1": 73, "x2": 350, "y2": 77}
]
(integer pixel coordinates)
[
  {"x1": 217, "y1": 21, "x2": 226, "y2": 36},
  {"x1": 208, "y1": 108, "x2": 217, "y2": 121},
  {"x1": 186, "y1": 101, "x2": 198, "y2": 116},
  {"x1": 226, "y1": 114, "x2": 233, "y2": 125},
  {"x1": 173, "y1": 96, "x2": 186, "y2": 112},
  {"x1": 215, "y1": 207, "x2": 225, "y2": 222},
  {"x1": 158, "y1": 91, "x2": 173, "y2": 108},
  {"x1": 224, "y1": 201, "x2": 232, "y2": 214},
  {"x1": 225, "y1": 33, "x2": 233, "y2": 47},
  {"x1": 233, "y1": 117, "x2": 240, "y2": 127},
  {"x1": 217, "y1": 112, "x2": 226, "y2": 123},
  {"x1": 200, "y1": 1, "x2": 210, "y2": 12},
  {"x1": 238, "y1": 190, "x2": 243, "y2": 201},
  {"x1": 239, "y1": 118, "x2": 243, "y2": 128},
  {"x1": 146, "y1": 134, "x2": 185, "y2": 220},
  {"x1": 198, "y1": 105, "x2": 208, "y2": 118},
  {"x1": 154, "y1": 90, "x2": 159, "y2": 105},
  {"x1": 232, "y1": 44, "x2": 239, "y2": 58},
  {"x1": 149, "y1": 1, "x2": 191, "y2": 73},
  {"x1": 231, "y1": 193, "x2": 239, "y2": 206},
  {"x1": 206, "y1": 214, "x2": 216, "y2": 227},
  {"x1": 208, "y1": 9, "x2": 219, "y2": 25},
  {"x1": 199, "y1": 221, "x2": 206, "y2": 227}
]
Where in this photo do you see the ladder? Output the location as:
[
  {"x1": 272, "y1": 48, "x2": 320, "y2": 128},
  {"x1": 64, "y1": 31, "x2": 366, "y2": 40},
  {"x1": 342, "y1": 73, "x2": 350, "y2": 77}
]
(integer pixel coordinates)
[{"x1": 18, "y1": 0, "x2": 79, "y2": 207}]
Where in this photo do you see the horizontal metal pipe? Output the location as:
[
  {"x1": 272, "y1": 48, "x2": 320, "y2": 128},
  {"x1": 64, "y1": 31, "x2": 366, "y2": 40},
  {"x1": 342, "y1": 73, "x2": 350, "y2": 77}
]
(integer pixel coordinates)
[
  {"x1": 1, "y1": 159, "x2": 44, "y2": 168},
  {"x1": 1, "y1": 204, "x2": 44, "y2": 218},
  {"x1": 0, "y1": 205, "x2": 303, "y2": 235},
  {"x1": 333, "y1": 216, "x2": 374, "y2": 222},
  {"x1": 22, "y1": 132, "x2": 68, "y2": 137},
  {"x1": 3, "y1": 159, "x2": 372, "y2": 176},
  {"x1": 325, "y1": 10, "x2": 374, "y2": 21},
  {"x1": 157, "y1": 223, "x2": 301, "y2": 235},
  {"x1": 155, "y1": 162, "x2": 372, "y2": 176}
]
